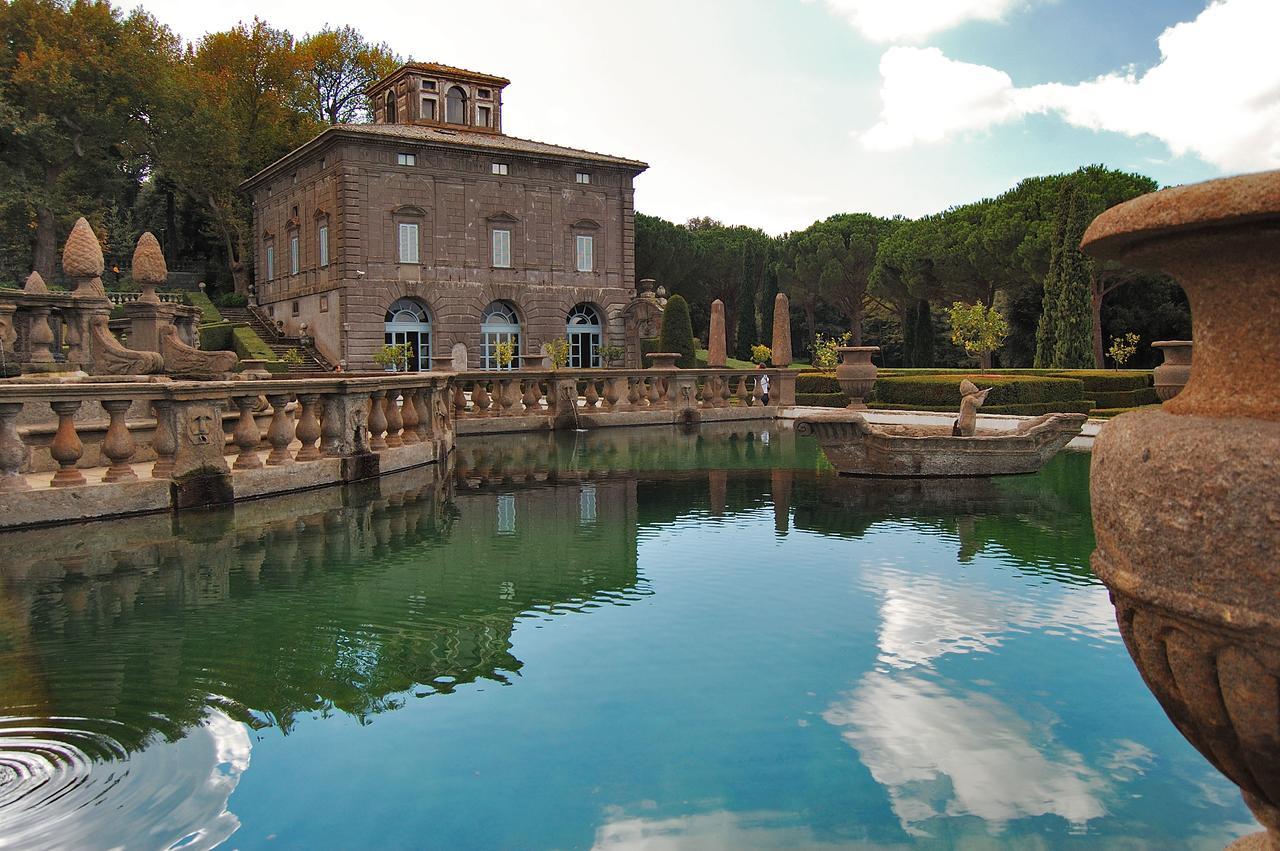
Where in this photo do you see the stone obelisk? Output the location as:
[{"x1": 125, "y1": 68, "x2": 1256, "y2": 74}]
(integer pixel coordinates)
[
  {"x1": 771, "y1": 292, "x2": 792, "y2": 367},
  {"x1": 708, "y1": 299, "x2": 727, "y2": 367}
]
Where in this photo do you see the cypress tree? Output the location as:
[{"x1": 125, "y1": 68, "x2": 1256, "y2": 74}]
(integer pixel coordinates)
[
  {"x1": 910, "y1": 299, "x2": 934, "y2": 368},
  {"x1": 759, "y1": 261, "x2": 779, "y2": 353},
  {"x1": 735, "y1": 244, "x2": 759, "y2": 361},
  {"x1": 658, "y1": 293, "x2": 697, "y2": 368},
  {"x1": 1053, "y1": 190, "x2": 1095, "y2": 368},
  {"x1": 1034, "y1": 187, "x2": 1069, "y2": 368}
]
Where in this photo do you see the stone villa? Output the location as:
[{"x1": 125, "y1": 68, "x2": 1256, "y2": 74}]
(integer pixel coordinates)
[{"x1": 241, "y1": 62, "x2": 649, "y2": 371}]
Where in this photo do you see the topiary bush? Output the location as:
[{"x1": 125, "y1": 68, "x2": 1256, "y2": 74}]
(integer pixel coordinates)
[
  {"x1": 796, "y1": 372, "x2": 840, "y2": 394},
  {"x1": 658, "y1": 294, "x2": 696, "y2": 368},
  {"x1": 873, "y1": 374, "x2": 1086, "y2": 407}
]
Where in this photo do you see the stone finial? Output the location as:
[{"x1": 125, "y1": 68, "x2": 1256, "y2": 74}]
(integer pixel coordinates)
[
  {"x1": 131, "y1": 232, "x2": 168, "y2": 293},
  {"x1": 771, "y1": 292, "x2": 792, "y2": 367},
  {"x1": 23, "y1": 271, "x2": 48, "y2": 294},
  {"x1": 707, "y1": 299, "x2": 727, "y2": 368},
  {"x1": 63, "y1": 217, "x2": 105, "y2": 278}
]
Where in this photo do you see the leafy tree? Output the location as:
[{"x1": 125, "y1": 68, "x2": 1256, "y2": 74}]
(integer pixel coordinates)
[
  {"x1": 297, "y1": 25, "x2": 400, "y2": 124},
  {"x1": 0, "y1": 0, "x2": 178, "y2": 281},
  {"x1": 657, "y1": 293, "x2": 696, "y2": 368},
  {"x1": 947, "y1": 301, "x2": 1009, "y2": 369},
  {"x1": 1052, "y1": 190, "x2": 1095, "y2": 368},
  {"x1": 635, "y1": 212, "x2": 695, "y2": 295}
]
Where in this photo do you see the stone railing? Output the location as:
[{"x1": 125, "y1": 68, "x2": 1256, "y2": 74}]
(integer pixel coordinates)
[
  {"x1": 449, "y1": 367, "x2": 796, "y2": 423},
  {"x1": 0, "y1": 374, "x2": 454, "y2": 509},
  {"x1": 106, "y1": 291, "x2": 187, "y2": 306}
]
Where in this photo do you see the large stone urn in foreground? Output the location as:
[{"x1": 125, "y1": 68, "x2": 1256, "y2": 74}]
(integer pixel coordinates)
[
  {"x1": 835, "y1": 346, "x2": 879, "y2": 409},
  {"x1": 1082, "y1": 170, "x2": 1280, "y2": 850},
  {"x1": 1152, "y1": 340, "x2": 1193, "y2": 400}
]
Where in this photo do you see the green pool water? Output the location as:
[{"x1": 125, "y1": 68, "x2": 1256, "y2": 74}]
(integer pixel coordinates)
[{"x1": 0, "y1": 423, "x2": 1258, "y2": 849}]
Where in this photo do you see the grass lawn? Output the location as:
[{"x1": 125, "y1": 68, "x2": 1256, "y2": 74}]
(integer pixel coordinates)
[{"x1": 694, "y1": 349, "x2": 811, "y2": 370}]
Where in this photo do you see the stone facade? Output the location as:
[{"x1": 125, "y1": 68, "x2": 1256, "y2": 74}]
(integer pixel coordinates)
[{"x1": 242, "y1": 62, "x2": 647, "y2": 371}]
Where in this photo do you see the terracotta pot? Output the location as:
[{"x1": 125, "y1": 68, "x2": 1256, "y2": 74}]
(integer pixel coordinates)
[
  {"x1": 646, "y1": 352, "x2": 681, "y2": 369},
  {"x1": 1152, "y1": 340, "x2": 1193, "y2": 401},
  {"x1": 1081, "y1": 170, "x2": 1280, "y2": 850},
  {"x1": 835, "y1": 346, "x2": 879, "y2": 409}
]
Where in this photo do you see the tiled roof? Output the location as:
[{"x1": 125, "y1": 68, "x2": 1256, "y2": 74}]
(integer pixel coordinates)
[{"x1": 241, "y1": 124, "x2": 647, "y2": 190}]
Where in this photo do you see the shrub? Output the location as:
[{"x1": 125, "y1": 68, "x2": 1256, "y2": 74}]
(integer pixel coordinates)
[
  {"x1": 658, "y1": 294, "x2": 696, "y2": 368},
  {"x1": 215, "y1": 292, "x2": 249, "y2": 308},
  {"x1": 947, "y1": 302, "x2": 1009, "y2": 366},
  {"x1": 1047, "y1": 370, "x2": 1151, "y2": 392},
  {"x1": 599, "y1": 344, "x2": 625, "y2": 366},
  {"x1": 750, "y1": 344, "x2": 772, "y2": 365},
  {"x1": 199, "y1": 322, "x2": 233, "y2": 351},
  {"x1": 868, "y1": 400, "x2": 1095, "y2": 415},
  {"x1": 231, "y1": 326, "x2": 277, "y2": 362},
  {"x1": 873, "y1": 374, "x2": 1086, "y2": 407},
  {"x1": 281, "y1": 347, "x2": 306, "y2": 367},
  {"x1": 545, "y1": 337, "x2": 570, "y2": 370},
  {"x1": 796, "y1": 392, "x2": 847, "y2": 408},
  {"x1": 811, "y1": 332, "x2": 850, "y2": 370},
  {"x1": 1090, "y1": 387, "x2": 1160, "y2": 408},
  {"x1": 188, "y1": 290, "x2": 223, "y2": 325},
  {"x1": 796, "y1": 372, "x2": 840, "y2": 394}
]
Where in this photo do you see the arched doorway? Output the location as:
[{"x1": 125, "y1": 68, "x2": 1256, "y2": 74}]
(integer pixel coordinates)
[
  {"x1": 384, "y1": 298, "x2": 431, "y2": 371},
  {"x1": 567, "y1": 303, "x2": 602, "y2": 368},
  {"x1": 481, "y1": 301, "x2": 521, "y2": 369}
]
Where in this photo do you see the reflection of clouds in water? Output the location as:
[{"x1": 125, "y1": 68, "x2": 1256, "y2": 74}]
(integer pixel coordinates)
[
  {"x1": 591, "y1": 808, "x2": 848, "y2": 850},
  {"x1": 824, "y1": 673, "x2": 1107, "y2": 835},
  {"x1": 870, "y1": 570, "x2": 1118, "y2": 669},
  {"x1": 0, "y1": 707, "x2": 250, "y2": 851}
]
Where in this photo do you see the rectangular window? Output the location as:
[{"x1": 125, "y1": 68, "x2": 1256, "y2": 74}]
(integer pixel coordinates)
[
  {"x1": 575, "y1": 172, "x2": 591, "y2": 184},
  {"x1": 421, "y1": 97, "x2": 436, "y2": 120},
  {"x1": 422, "y1": 79, "x2": 436, "y2": 92},
  {"x1": 265, "y1": 243, "x2": 274, "y2": 281},
  {"x1": 477, "y1": 88, "x2": 492, "y2": 100},
  {"x1": 320, "y1": 295, "x2": 329, "y2": 313},
  {"x1": 398, "y1": 222, "x2": 420, "y2": 263},
  {"x1": 497, "y1": 494, "x2": 516, "y2": 534},
  {"x1": 397, "y1": 152, "x2": 416, "y2": 166},
  {"x1": 491, "y1": 162, "x2": 508, "y2": 175},
  {"x1": 289, "y1": 232, "x2": 299, "y2": 274},
  {"x1": 492, "y1": 229, "x2": 511, "y2": 268},
  {"x1": 318, "y1": 223, "x2": 329, "y2": 267},
  {"x1": 477, "y1": 105, "x2": 491, "y2": 127},
  {"x1": 575, "y1": 234, "x2": 594, "y2": 272},
  {"x1": 291, "y1": 300, "x2": 299, "y2": 317}
]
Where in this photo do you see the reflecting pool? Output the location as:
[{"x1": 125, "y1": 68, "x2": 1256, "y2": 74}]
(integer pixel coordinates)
[{"x1": 0, "y1": 424, "x2": 1258, "y2": 849}]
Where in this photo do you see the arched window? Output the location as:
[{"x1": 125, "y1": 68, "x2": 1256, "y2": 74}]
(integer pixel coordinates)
[
  {"x1": 385, "y1": 91, "x2": 397, "y2": 123},
  {"x1": 384, "y1": 297, "x2": 431, "y2": 371},
  {"x1": 481, "y1": 301, "x2": 520, "y2": 370},
  {"x1": 445, "y1": 86, "x2": 467, "y2": 125},
  {"x1": 566, "y1": 303, "x2": 602, "y2": 368}
]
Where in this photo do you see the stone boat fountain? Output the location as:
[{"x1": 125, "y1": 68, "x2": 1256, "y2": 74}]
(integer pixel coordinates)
[
  {"x1": 797, "y1": 379, "x2": 1086, "y2": 477},
  {"x1": 1082, "y1": 169, "x2": 1280, "y2": 851}
]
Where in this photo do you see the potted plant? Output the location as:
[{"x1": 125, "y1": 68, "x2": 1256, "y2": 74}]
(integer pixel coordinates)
[
  {"x1": 373, "y1": 342, "x2": 413, "y2": 372},
  {"x1": 599, "y1": 344, "x2": 625, "y2": 368},
  {"x1": 545, "y1": 338, "x2": 570, "y2": 370}
]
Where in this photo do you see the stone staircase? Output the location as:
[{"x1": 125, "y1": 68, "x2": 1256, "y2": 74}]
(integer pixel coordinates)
[{"x1": 218, "y1": 306, "x2": 333, "y2": 374}]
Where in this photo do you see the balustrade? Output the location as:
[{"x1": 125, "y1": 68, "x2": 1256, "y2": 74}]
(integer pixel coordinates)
[{"x1": 0, "y1": 374, "x2": 453, "y2": 497}]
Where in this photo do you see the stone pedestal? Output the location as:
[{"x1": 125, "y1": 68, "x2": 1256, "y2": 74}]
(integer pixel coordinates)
[
  {"x1": 1082, "y1": 169, "x2": 1280, "y2": 851},
  {"x1": 836, "y1": 346, "x2": 879, "y2": 409}
]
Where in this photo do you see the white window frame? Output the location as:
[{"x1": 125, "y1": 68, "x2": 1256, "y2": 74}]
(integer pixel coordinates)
[
  {"x1": 398, "y1": 222, "x2": 420, "y2": 264},
  {"x1": 318, "y1": 222, "x2": 329, "y2": 267},
  {"x1": 575, "y1": 234, "x2": 594, "y2": 272},
  {"x1": 491, "y1": 162, "x2": 508, "y2": 175},
  {"x1": 492, "y1": 229, "x2": 512, "y2": 268},
  {"x1": 289, "y1": 231, "x2": 299, "y2": 275},
  {"x1": 397, "y1": 152, "x2": 416, "y2": 166},
  {"x1": 575, "y1": 172, "x2": 591, "y2": 184},
  {"x1": 264, "y1": 242, "x2": 274, "y2": 281}
]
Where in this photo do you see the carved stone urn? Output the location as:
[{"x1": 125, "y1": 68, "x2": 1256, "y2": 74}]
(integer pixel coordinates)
[
  {"x1": 835, "y1": 346, "x2": 879, "y2": 409},
  {"x1": 1152, "y1": 340, "x2": 1193, "y2": 401},
  {"x1": 1081, "y1": 170, "x2": 1280, "y2": 851},
  {"x1": 645, "y1": 352, "x2": 681, "y2": 369}
]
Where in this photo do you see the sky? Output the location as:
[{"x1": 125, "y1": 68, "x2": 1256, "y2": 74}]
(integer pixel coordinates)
[{"x1": 124, "y1": 0, "x2": 1280, "y2": 235}]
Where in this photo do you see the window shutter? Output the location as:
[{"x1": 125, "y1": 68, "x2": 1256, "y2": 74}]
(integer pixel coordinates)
[
  {"x1": 399, "y1": 223, "x2": 419, "y2": 263},
  {"x1": 318, "y1": 224, "x2": 329, "y2": 267}
]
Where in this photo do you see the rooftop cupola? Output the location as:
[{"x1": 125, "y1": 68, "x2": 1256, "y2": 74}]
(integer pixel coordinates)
[{"x1": 367, "y1": 62, "x2": 510, "y2": 134}]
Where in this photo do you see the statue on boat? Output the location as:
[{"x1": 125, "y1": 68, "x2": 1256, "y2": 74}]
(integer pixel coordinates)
[{"x1": 796, "y1": 380, "x2": 1086, "y2": 477}]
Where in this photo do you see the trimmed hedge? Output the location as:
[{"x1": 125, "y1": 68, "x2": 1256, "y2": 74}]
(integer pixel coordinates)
[
  {"x1": 796, "y1": 372, "x2": 840, "y2": 394},
  {"x1": 1090, "y1": 387, "x2": 1160, "y2": 408},
  {"x1": 188, "y1": 291, "x2": 223, "y2": 325},
  {"x1": 868, "y1": 400, "x2": 1094, "y2": 416},
  {"x1": 199, "y1": 321, "x2": 233, "y2": 351},
  {"x1": 796, "y1": 392, "x2": 847, "y2": 407},
  {"x1": 874, "y1": 374, "x2": 1086, "y2": 406},
  {"x1": 1048, "y1": 370, "x2": 1151, "y2": 392},
  {"x1": 232, "y1": 325, "x2": 278, "y2": 363}
]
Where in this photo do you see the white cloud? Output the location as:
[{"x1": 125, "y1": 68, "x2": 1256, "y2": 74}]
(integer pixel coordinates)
[
  {"x1": 812, "y1": 0, "x2": 1035, "y2": 43},
  {"x1": 860, "y1": 0, "x2": 1280, "y2": 172}
]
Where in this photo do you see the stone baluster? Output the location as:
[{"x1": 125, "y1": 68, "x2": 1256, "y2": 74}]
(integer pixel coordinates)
[
  {"x1": 699, "y1": 376, "x2": 716, "y2": 409},
  {"x1": 583, "y1": 379, "x2": 600, "y2": 409},
  {"x1": 647, "y1": 376, "x2": 662, "y2": 407},
  {"x1": 383, "y1": 390, "x2": 404, "y2": 447},
  {"x1": 368, "y1": 393, "x2": 388, "y2": 451},
  {"x1": 49, "y1": 400, "x2": 85, "y2": 487},
  {"x1": 150, "y1": 399, "x2": 176, "y2": 478},
  {"x1": 719, "y1": 374, "x2": 732, "y2": 407},
  {"x1": 0, "y1": 402, "x2": 31, "y2": 493},
  {"x1": 627, "y1": 377, "x2": 643, "y2": 408},
  {"x1": 453, "y1": 384, "x2": 468, "y2": 417},
  {"x1": 753, "y1": 375, "x2": 766, "y2": 407},
  {"x1": 294, "y1": 393, "x2": 323, "y2": 461},
  {"x1": 520, "y1": 379, "x2": 536, "y2": 414},
  {"x1": 400, "y1": 387, "x2": 421, "y2": 444},
  {"x1": 26, "y1": 306, "x2": 56, "y2": 363},
  {"x1": 497, "y1": 379, "x2": 515, "y2": 416},
  {"x1": 265, "y1": 393, "x2": 295, "y2": 465},
  {"x1": 100, "y1": 399, "x2": 137, "y2": 482},
  {"x1": 472, "y1": 380, "x2": 491, "y2": 416},
  {"x1": 602, "y1": 377, "x2": 621, "y2": 411},
  {"x1": 736, "y1": 376, "x2": 749, "y2": 407},
  {"x1": 414, "y1": 387, "x2": 432, "y2": 441},
  {"x1": 232, "y1": 395, "x2": 263, "y2": 469}
]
